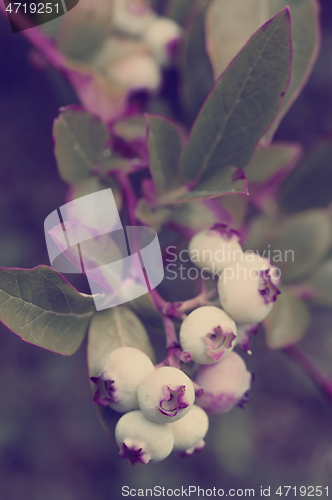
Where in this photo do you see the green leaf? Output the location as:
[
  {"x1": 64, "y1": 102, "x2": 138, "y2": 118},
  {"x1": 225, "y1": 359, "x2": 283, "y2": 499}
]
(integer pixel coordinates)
[
  {"x1": 183, "y1": 5, "x2": 215, "y2": 122},
  {"x1": 263, "y1": 287, "x2": 310, "y2": 349},
  {"x1": 58, "y1": 0, "x2": 113, "y2": 62},
  {"x1": 206, "y1": 0, "x2": 320, "y2": 144},
  {"x1": 112, "y1": 115, "x2": 146, "y2": 141},
  {"x1": 53, "y1": 107, "x2": 111, "y2": 184},
  {"x1": 0, "y1": 266, "x2": 95, "y2": 355},
  {"x1": 178, "y1": 167, "x2": 248, "y2": 202},
  {"x1": 135, "y1": 199, "x2": 172, "y2": 232},
  {"x1": 279, "y1": 140, "x2": 332, "y2": 214},
  {"x1": 70, "y1": 176, "x2": 122, "y2": 212},
  {"x1": 146, "y1": 114, "x2": 183, "y2": 196},
  {"x1": 180, "y1": 8, "x2": 292, "y2": 185},
  {"x1": 305, "y1": 260, "x2": 332, "y2": 308},
  {"x1": 168, "y1": 0, "x2": 196, "y2": 25},
  {"x1": 245, "y1": 210, "x2": 332, "y2": 283},
  {"x1": 245, "y1": 142, "x2": 301, "y2": 184},
  {"x1": 87, "y1": 306, "x2": 155, "y2": 380},
  {"x1": 168, "y1": 201, "x2": 218, "y2": 232}
]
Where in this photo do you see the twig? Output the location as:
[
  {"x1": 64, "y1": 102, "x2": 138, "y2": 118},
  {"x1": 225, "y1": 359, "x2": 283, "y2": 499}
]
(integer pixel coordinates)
[{"x1": 283, "y1": 344, "x2": 332, "y2": 403}]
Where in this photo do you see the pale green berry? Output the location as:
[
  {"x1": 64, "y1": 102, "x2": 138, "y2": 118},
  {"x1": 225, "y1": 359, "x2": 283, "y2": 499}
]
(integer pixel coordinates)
[
  {"x1": 179, "y1": 306, "x2": 236, "y2": 364},
  {"x1": 91, "y1": 347, "x2": 154, "y2": 413},
  {"x1": 144, "y1": 17, "x2": 182, "y2": 66},
  {"x1": 188, "y1": 225, "x2": 243, "y2": 274},
  {"x1": 115, "y1": 410, "x2": 174, "y2": 464},
  {"x1": 195, "y1": 352, "x2": 252, "y2": 415},
  {"x1": 168, "y1": 404, "x2": 209, "y2": 457},
  {"x1": 218, "y1": 255, "x2": 280, "y2": 324},
  {"x1": 112, "y1": 0, "x2": 156, "y2": 36},
  {"x1": 138, "y1": 366, "x2": 195, "y2": 424}
]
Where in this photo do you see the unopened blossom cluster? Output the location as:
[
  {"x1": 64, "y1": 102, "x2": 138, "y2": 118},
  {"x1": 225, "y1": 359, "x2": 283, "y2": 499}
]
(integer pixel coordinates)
[
  {"x1": 67, "y1": 0, "x2": 182, "y2": 96},
  {"x1": 91, "y1": 224, "x2": 280, "y2": 465}
]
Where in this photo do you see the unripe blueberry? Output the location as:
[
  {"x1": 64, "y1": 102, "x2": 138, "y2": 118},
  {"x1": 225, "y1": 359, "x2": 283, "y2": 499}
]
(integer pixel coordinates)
[
  {"x1": 91, "y1": 347, "x2": 154, "y2": 413},
  {"x1": 115, "y1": 410, "x2": 174, "y2": 464},
  {"x1": 242, "y1": 252, "x2": 281, "y2": 286},
  {"x1": 179, "y1": 306, "x2": 236, "y2": 364},
  {"x1": 168, "y1": 404, "x2": 209, "y2": 457},
  {"x1": 138, "y1": 366, "x2": 195, "y2": 423},
  {"x1": 195, "y1": 352, "x2": 252, "y2": 415},
  {"x1": 188, "y1": 224, "x2": 243, "y2": 274},
  {"x1": 112, "y1": 0, "x2": 156, "y2": 36},
  {"x1": 218, "y1": 255, "x2": 280, "y2": 324},
  {"x1": 144, "y1": 18, "x2": 182, "y2": 66},
  {"x1": 109, "y1": 54, "x2": 161, "y2": 92}
]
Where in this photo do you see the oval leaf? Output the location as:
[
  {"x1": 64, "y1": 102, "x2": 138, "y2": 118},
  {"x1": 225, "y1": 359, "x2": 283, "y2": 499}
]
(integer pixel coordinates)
[
  {"x1": 0, "y1": 266, "x2": 95, "y2": 355},
  {"x1": 53, "y1": 106, "x2": 111, "y2": 184},
  {"x1": 180, "y1": 8, "x2": 292, "y2": 184},
  {"x1": 245, "y1": 210, "x2": 332, "y2": 284},
  {"x1": 58, "y1": 0, "x2": 113, "y2": 63},
  {"x1": 264, "y1": 287, "x2": 310, "y2": 349},
  {"x1": 87, "y1": 306, "x2": 155, "y2": 379},
  {"x1": 183, "y1": 5, "x2": 215, "y2": 123},
  {"x1": 306, "y1": 260, "x2": 332, "y2": 308},
  {"x1": 245, "y1": 142, "x2": 301, "y2": 185},
  {"x1": 206, "y1": 0, "x2": 320, "y2": 144},
  {"x1": 178, "y1": 166, "x2": 248, "y2": 202},
  {"x1": 279, "y1": 139, "x2": 332, "y2": 214},
  {"x1": 146, "y1": 114, "x2": 183, "y2": 196}
]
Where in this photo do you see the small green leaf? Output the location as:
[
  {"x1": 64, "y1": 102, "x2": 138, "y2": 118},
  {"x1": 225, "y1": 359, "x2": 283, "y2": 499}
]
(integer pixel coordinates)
[
  {"x1": 245, "y1": 142, "x2": 301, "y2": 184},
  {"x1": 264, "y1": 287, "x2": 310, "y2": 349},
  {"x1": 168, "y1": 201, "x2": 217, "y2": 232},
  {"x1": 178, "y1": 167, "x2": 248, "y2": 202},
  {"x1": 180, "y1": 8, "x2": 292, "y2": 184},
  {"x1": 206, "y1": 0, "x2": 320, "y2": 144},
  {"x1": 146, "y1": 114, "x2": 183, "y2": 196},
  {"x1": 58, "y1": 0, "x2": 113, "y2": 62},
  {"x1": 279, "y1": 140, "x2": 332, "y2": 214},
  {"x1": 0, "y1": 266, "x2": 95, "y2": 355},
  {"x1": 87, "y1": 306, "x2": 155, "y2": 378},
  {"x1": 113, "y1": 115, "x2": 146, "y2": 141},
  {"x1": 245, "y1": 210, "x2": 332, "y2": 283},
  {"x1": 183, "y1": 5, "x2": 215, "y2": 122},
  {"x1": 135, "y1": 199, "x2": 172, "y2": 232},
  {"x1": 306, "y1": 260, "x2": 332, "y2": 308},
  {"x1": 53, "y1": 107, "x2": 110, "y2": 184}
]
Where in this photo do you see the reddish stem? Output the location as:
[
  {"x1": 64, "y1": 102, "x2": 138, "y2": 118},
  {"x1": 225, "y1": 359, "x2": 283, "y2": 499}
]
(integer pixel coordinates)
[{"x1": 283, "y1": 345, "x2": 332, "y2": 403}]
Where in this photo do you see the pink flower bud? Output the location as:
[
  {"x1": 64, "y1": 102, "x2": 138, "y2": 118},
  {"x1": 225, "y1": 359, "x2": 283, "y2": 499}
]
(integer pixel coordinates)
[
  {"x1": 168, "y1": 404, "x2": 209, "y2": 457},
  {"x1": 195, "y1": 352, "x2": 252, "y2": 415},
  {"x1": 115, "y1": 410, "x2": 174, "y2": 464},
  {"x1": 188, "y1": 225, "x2": 243, "y2": 274},
  {"x1": 218, "y1": 255, "x2": 280, "y2": 324},
  {"x1": 91, "y1": 347, "x2": 154, "y2": 413},
  {"x1": 179, "y1": 306, "x2": 237, "y2": 364},
  {"x1": 138, "y1": 366, "x2": 195, "y2": 423}
]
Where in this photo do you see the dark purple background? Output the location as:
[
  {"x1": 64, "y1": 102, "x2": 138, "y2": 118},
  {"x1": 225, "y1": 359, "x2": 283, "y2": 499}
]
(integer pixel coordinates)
[{"x1": 0, "y1": 1, "x2": 332, "y2": 498}]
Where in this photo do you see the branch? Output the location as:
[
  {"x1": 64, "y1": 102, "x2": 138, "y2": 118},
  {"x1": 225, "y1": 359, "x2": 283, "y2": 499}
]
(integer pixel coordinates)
[{"x1": 283, "y1": 344, "x2": 332, "y2": 403}]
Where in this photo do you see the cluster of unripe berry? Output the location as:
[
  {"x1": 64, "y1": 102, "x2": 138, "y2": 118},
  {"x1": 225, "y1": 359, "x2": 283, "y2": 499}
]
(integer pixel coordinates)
[{"x1": 91, "y1": 224, "x2": 280, "y2": 464}]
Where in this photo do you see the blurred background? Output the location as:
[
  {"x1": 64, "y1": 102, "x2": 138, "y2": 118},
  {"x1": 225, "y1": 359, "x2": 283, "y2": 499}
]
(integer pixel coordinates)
[{"x1": 0, "y1": 1, "x2": 332, "y2": 498}]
